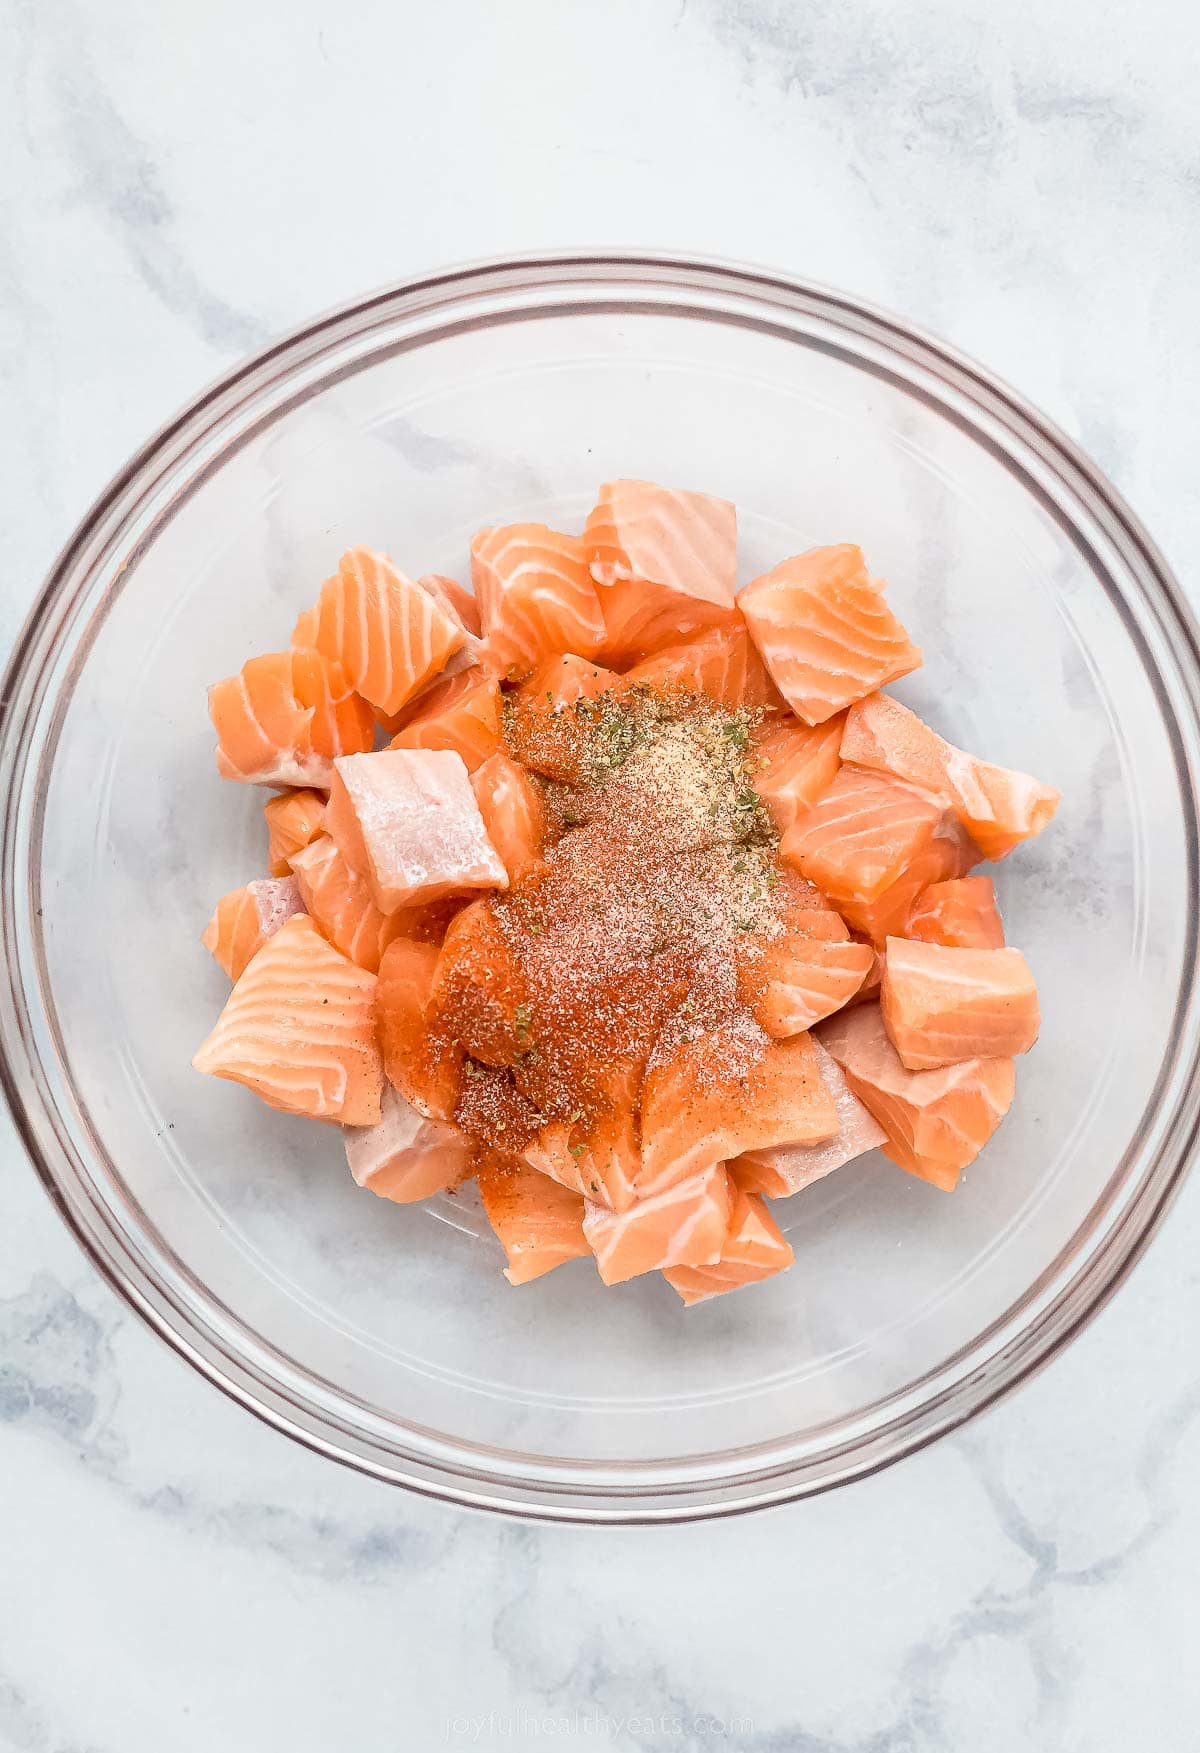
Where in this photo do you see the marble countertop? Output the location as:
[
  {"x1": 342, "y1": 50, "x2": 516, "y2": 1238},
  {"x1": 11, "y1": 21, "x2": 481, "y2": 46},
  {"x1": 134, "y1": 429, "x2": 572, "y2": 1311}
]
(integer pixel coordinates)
[{"x1": 4, "y1": 1, "x2": 1200, "y2": 1747}]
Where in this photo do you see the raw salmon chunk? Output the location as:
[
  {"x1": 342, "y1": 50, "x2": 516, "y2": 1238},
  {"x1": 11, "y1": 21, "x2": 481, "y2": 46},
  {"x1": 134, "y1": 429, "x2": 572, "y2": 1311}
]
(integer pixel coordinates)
[
  {"x1": 428, "y1": 898, "x2": 531, "y2": 1067},
  {"x1": 201, "y1": 876, "x2": 306, "y2": 981},
  {"x1": 585, "y1": 1162, "x2": 734, "y2": 1286},
  {"x1": 751, "y1": 714, "x2": 845, "y2": 834},
  {"x1": 841, "y1": 692, "x2": 1060, "y2": 860},
  {"x1": 738, "y1": 545, "x2": 921, "y2": 725},
  {"x1": 264, "y1": 788, "x2": 327, "y2": 876},
  {"x1": 881, "y1": 938, "x2": 1040, "y2": 1070},
  {"x1": 780, "y1": 766, "x2": 945, "y2": 906},
  {"x1": 470, "y1": 753, "x2": 548, "y2": 883},
  {"x1": 478, "y1": 1160, "x2": 590, "y2": 1285},
  {"x1": 584, "y1": 479, "x2": 738, "y2": 662},
  {"x1": 834, "y1": 821, "x2": 976, "y2": 943},
  {"x1": 326, "y1": 748, "x2": 507, "y2": 913},
  {"x1": 419, "y1": 572, "x2": 483, "y2": 641},
  {"x1": 907, "y1": 876, "x2": 1005, "y2": 949},
  {"x1": 344, "y1": 1084, "x2": 471, "y2": 1204},
  {"x1": 638, "y1": 1017, "x2": 838, "y2": 1198},
  {"x1": 388, "y1": 667, "x2": 503, "y2": 773},
  {"x1": 305, "y1": 547, "x2": 467, "y2": 718},
  {"x1": 819, "y1": 1002, "x2": 1014, "y2": 1189},
  {"x1": 732, "y1": 1041, "x2": 887, "y2": 1198},
  {"x1": 502, "y1": 656, "x2": 626, "y2": 782},
  {"x1": 470, "y1": 524, "x2": 606, "y2": 677},
  {"x1": 736, "y1": 881, "x2": 873, "y2": 1037},
  {"x1": 376, "y1": 936, "x2": 463, "y2": 1119},
  {"x1": 523, "y1": 1106, "x2": 639, "y2": 1214},
  {"x1": 193, "y1": 915, "x2": 383, "y2": 1125},
  {"x1": 288, "y1": 834, "x2": 405, "y2": 973},
  {"x1": 663, "y1": 1186, "x2": 794, "y2": 1305},
  {"x1": 208, "y1": 648, "x2": 374, "y2": 788},
  {"x1": 625, "y1": 621, "x2": 782, "y2": 713}
]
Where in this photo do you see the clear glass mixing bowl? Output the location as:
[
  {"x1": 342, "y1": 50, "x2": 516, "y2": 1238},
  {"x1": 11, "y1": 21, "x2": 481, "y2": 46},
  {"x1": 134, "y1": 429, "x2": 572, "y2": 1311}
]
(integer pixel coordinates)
[{"x1": 3, "y1": 255, "x2": 1199, "y2": 1521}]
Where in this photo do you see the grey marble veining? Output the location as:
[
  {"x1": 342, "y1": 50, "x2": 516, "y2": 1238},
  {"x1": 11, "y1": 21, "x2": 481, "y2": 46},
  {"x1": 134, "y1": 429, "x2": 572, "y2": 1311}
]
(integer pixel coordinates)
[{"x1": 3, "y1": 0, "x2": 1200, "y2": 1747}]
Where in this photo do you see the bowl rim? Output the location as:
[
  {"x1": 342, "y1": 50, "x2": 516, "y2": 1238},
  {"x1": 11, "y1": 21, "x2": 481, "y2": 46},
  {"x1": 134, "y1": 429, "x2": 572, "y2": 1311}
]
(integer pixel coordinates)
[{"x1": 3, "y1": 249, "x2": 1200, "y2": 1522}]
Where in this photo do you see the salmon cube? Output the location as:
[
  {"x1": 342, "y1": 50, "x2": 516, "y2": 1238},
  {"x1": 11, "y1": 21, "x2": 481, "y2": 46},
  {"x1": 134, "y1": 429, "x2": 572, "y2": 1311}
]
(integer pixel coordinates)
[
  {"x1": 289, "y1": 834, "x2": 405, "y2": 973},
  {"x1": 263, "y1": 789, "x2": 327, "y2": 876},
  {"x1": 751, "y1": 713, "x2": 845, "y2": 834},
  {"x1": 738, "y1": 545, "x2": 921, "y2": 725},
  {"x1": 663, "y1": 1186, "x2": 794, "y2": 1305},
  {"x1": 638, "y1": 1017, "x2": 839, "y2": 1198},
  {"x1": 344, "y1": 1084, "x2": 471, "y2": 1204},
  {"x1": 470, "y1": 524, "x2": 606, "y2": 678},
  {"x1": 193, "y1": 916, "x2": 383, "y2": 1125},
  {"x1": 387, "y1": 668, "x2": 503, "y2": 774},
  {"x1": 584, "y1": 479, "x2": 738, "y2": 663},
  {"x1": 470, "y1": 753, "x2": 548, "y2": 883},
  {"x1": 881, "y1": 938, "x2": 1040, "y2": 1071},
  {"x1": 841, "y1": 692, "x2": 1060, "y2": 860},
  {"x1": 523, "y1": 1106, "x2": 639, "y2": 1214},
  {"x1": 818, "y1": 1002, "x2": 1014, "y2": 1190},
  {"x1": 835, "y1": 822, "x2": 977, "y2": 943},
  {"x1": 479, "y1": 1160, "x2": 590, "y2": 1285},
  {"x1": 201, "y1": 876, "x2": 306, "y2": 982},
  {"x1": 305, "y1": 547, "x2": 467, "y2": 718},
  {"x1": 625, "y1": 621, "x2": 782, "y2": 713},
  {"x1": 731, "y1": 1041, "x2": 886, "y2": 1198},
  {"x1": 501, "y1": 656, "x2": 624, "y2": 784},
  {"x1": 907, "y1": 876, "x2": 1005, "y2": 949},
  {"x1": 780, "y1": 766, "x2": 945, "y2": 906},
  {"x1": 584, "y1": 1163, "x2": 735, "y2": 1286},
  {"x1": 429, "y1": 899, "x2": 531, "y2": 1068},
  {"x1": 326, "y1": 748, "x2": 507, "y2": 913},
  {"x1": 208, "y1": 648, "x2": 375, "y2": 788},
  {"x1": 377, "y1": 937, "x2": 463, "y2": 1120},
  {"x1": 740, "y1": 930, "x2": 876, "y2": 1038}
]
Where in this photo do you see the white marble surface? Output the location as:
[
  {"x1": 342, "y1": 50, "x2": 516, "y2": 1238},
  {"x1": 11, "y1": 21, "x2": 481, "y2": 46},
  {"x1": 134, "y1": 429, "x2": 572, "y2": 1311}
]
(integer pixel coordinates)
[{"x1": 3, "y1": 0, "x2": 1200, "y2": 1746}]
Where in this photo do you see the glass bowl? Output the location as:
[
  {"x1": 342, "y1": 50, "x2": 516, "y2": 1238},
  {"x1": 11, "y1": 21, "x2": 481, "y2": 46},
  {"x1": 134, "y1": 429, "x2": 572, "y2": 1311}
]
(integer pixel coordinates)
[{"x1": 3, "y1": 254, "x2": 1200, "y2": 1522}]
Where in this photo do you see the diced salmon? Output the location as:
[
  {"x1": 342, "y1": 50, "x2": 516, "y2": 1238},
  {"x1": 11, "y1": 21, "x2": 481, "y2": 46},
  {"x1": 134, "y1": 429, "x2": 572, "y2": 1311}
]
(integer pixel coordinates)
[
  {"x1": 429, "y1": 899, "x2": 531, "y2": 1067},
  {"x1": 300, "y1": 547, "x2": 467, "y2": 718},
  {"x1": 376, "y1": 937, "x2": 463, "y2": 1119},
  {"x1": 478, "y1": 1160, "x2": 590, "y2": 1285},
  {"x1": 470, "y1": 753, "x2": 548, "y2": 883},
  {"x1": 881, "y1": 938, "x2": 1040, "y2": 1071},
  {"x1": 738, "y1": 545, "x2": 921, "y2": 725},
  {"x1": 584, "y1": 479, "x2": 738, "y2": 663},
  {"x1": 523, "y1": 1104, "x2": 639, "y2": 1214},
  {"x1": 584, "y1": 1162, "x2": 734, "y2": 1286},
  {"x1": 263, "y1": 788, "x2": 327, "y2": 876},
  {"x1": 834, "y1": 822, "x2": 977, "y2": 943},
  {"x1": 501, "y1": 656, "x2": 625, "y2": 783},
  {"x1": 750, "y1": 714, "x2": 845, "y2": 834},
  {"x1": 841, "y1": 692, "x2": 1060, "y2": 860},
  {"x1": 638, "y1": 1017, "x2": 838, "y2": 1198},
  {"x1": 419, "y1": 572, "x2": 483, "y2": 641},
  {"x1": 387, "y1": 666, "x2": 503, "y2": 773},
  {"x1": 663, "y1": 1186, "x2": 794, "y2": 1305},
  {"x1": 625, "y1": 621, "x2": 783, "y2": 713},
  {"x1": 731, "y1": 1040, "x2": 886, "y2": 1197},
  {"x1": 741, "y1": 929, "x2": 876, "y2": 1037},
  {"x1": 193, "y1": 915, "x2": 383, "y2": 1125},
  {"x1": 907, "y1": 876, "x2": 1005, "y2": 949},
  {"x1": 201, "y1": 876, "x2": 306, "y2": 981},
  {"x1": 344, "y1": 1084, "x2": 471, "y2": 1204},
  {"x1": 326, "y1": 749, "x2": 507, "y2": 913},
  {"x1": 208, "y1": 648, "x2": 375, "y2": 788},
  {"x1": 470, "y1": 524, "x2": 606, "y2": 678},
  {"x1": 289, "y1": 834, "x2": 405, "y2": 972},
  {"x1": 780, "y1": 766, "x2": 945, "y2": 906},
  {"x1": 819, "y1": 1002, "x2": 1014, "y2": 1190}
]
